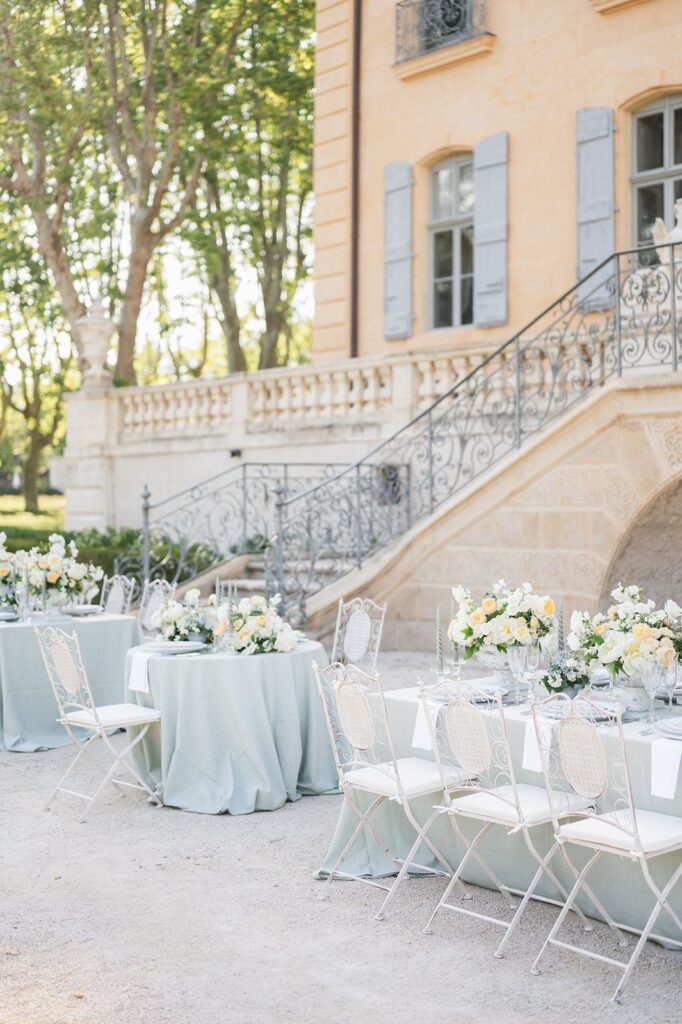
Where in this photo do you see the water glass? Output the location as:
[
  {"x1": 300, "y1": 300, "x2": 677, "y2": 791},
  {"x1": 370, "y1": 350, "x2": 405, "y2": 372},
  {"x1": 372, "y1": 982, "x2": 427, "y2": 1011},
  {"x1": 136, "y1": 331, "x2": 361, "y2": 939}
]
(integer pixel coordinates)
[
  {"x1": 450, "y1": 643, "x2": 461, "y2": 683},
  {"x1": 662, "y1": 656, "x2": 680, "y2": 710},
  {"x1": 641, "y1": 660, "x2": 663, "y2": 725},
  {"x1": 508, "y1": 645, "x2": 528, "y2": 704}
]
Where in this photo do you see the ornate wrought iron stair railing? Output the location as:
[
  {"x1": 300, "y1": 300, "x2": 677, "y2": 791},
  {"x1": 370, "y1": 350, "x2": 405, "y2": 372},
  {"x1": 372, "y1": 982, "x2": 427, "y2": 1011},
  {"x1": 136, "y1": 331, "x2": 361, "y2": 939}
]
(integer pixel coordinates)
[
  {"x1": 266, "y1": 243, "x2": 682, "y2": 624},
  {"x1": 120, "y1": 461, "x2": 348, "y2": 587}
]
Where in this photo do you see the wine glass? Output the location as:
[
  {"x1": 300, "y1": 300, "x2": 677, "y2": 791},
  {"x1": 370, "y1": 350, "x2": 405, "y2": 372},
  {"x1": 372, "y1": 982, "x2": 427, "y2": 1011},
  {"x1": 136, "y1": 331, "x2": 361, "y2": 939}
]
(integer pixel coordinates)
[
  {"x1": 450, "y1": 643, "x2": 461, "y2": 684},
  {"x1": 662, "y1": 655, "x2": 679, "y2": 712},
  {"x1": 508, "y1": 644, "x2": 528, "y2": 704},
  {"x1": 641, "y1": 660, "x2": 663, "y2": 726}
]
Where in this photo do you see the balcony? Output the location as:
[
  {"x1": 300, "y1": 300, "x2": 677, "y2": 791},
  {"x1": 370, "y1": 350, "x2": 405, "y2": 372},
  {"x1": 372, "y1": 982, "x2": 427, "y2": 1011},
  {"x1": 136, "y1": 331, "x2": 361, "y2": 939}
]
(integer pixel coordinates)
[{"x1": 395, "y1": 0, "x2": 489, "y2": 65}]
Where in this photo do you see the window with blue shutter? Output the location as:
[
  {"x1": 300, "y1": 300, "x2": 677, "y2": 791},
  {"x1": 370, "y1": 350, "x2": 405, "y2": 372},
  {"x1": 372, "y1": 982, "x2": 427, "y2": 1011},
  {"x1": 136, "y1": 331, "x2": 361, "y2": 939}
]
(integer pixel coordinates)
[
  {"x1": 473, "y1": 131, "x2": 508, "y2": 327},
  {"x1": 576, "y1": 107, "x2": 615, "y2": 308},
  {"x1": 384, "y1": 163, "x2": 413, "y2": 340}
]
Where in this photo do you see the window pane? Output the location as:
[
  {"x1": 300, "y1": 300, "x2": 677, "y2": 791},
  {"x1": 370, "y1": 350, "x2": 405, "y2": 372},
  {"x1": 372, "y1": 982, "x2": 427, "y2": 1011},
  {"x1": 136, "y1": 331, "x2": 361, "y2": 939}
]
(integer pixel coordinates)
[
  {"x1": 433, "y1": 230, "x2": 453, "y2": 278},
  {"x1": 460, "y1": 276, "x2": 473, "y2": 326},
  {"x1": 432, "y1": 165, "x2": 455, "y2": 220},
  {"x1": 675, "y1": 178, "x2": 682, "y2": 204},
  {"x1": 460, "y1": 224, "x2": 473, "y2": 275},
  {"x1": 675, "y1": 108, "x2": 682, "y2": 166},
  {"x1": 433, "y1": 280, "x2": 453, "y2": 328},
  {"x1": 636, "y1": 112, "x2": 664, "y2": 172},
  {"x1": 458, "y1": 161, "x2": 474, "y2": 214},
  {"x1": 636, "y1": 182, "x2": 664, "y2": 243}
]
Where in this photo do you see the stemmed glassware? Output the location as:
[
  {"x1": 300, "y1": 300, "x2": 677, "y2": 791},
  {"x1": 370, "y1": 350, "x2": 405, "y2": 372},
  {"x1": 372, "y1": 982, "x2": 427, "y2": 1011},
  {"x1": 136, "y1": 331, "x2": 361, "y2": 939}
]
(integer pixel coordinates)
[
  {"x1": 641, "y1": 660, "x2": 664, "y2": 726},
  {"x1": 662, "y1": 655, "x2": 680, "y2": 712},
  {"x1": 508, "y1": 645, "x2": 528, "y2": 705}
]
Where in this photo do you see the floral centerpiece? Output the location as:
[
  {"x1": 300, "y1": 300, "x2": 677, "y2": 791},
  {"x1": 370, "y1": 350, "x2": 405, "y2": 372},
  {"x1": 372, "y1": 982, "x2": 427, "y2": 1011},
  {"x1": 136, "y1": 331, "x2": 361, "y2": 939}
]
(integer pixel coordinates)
[
  {"x1": 0, "y1": 533, "x2": 17, "y2": 608},
  {"x1": 215, "y1": 594, "x2": 296, "y2": 655},
  {"x1": 538, "y1": 649, "x2": 591, "y2": 695},
  {"x1": 567, "y1": 583, "x2": 682, "y2": 683},
  {"x1": 151, "y1": 588, "x2": 215, "y2": 642},
  {"x1": 448, "y1": 580, "x2": 556, "y2": 660},
  {"x1": 14, "y1": 534, "x2": 104, "y2": 609}
]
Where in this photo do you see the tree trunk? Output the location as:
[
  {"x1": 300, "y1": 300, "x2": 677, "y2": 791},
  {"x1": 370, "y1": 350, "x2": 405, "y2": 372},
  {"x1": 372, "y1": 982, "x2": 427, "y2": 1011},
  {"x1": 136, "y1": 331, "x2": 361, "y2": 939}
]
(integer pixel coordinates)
[
  {"x1": 22, "y1": 443, "x2": 41, "y2": 514},
  {"x1": 31, "y1": 207, "x2": 86, "y2": 328},
  {"x1": 211, "y1": 269, "x2": 245, "y2": 373},
  {"x1": 115, "y1": 236, "x2": 154, "y2": 384}
]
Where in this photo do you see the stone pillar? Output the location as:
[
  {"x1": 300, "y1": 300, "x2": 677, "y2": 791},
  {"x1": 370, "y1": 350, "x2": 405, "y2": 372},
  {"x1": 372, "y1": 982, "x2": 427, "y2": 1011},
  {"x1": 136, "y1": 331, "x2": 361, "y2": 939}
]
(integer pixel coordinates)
[{"x1": 62, "y1": 299, "x2": 117, "y2": 531}]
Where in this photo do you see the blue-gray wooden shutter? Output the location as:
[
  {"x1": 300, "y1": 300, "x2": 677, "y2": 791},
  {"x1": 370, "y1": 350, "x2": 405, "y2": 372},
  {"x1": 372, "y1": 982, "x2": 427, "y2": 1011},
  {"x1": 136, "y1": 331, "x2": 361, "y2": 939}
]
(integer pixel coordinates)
[
  {"x1": 576, "y1": 107, "x2": 615, "y2": 309},
  {"x1": 383, "y1": 162, "x2": 413, "y2": 340},
  {"x1": 473, "y1": 132, "x2": 508, "y2": 327}
]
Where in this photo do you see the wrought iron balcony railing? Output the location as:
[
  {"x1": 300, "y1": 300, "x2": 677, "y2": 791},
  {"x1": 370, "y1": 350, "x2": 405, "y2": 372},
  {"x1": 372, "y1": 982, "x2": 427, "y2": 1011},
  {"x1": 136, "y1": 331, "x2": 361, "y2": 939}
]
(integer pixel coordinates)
[{"x1": 396, "y1": 0, "x2": 488, "y2": 64}]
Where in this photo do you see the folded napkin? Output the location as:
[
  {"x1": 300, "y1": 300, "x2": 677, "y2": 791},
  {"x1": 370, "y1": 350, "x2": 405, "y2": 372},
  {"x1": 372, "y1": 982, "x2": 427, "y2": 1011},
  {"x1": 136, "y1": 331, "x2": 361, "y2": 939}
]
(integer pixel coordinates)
[
  {"x1": 412, "y1": 702, "x2": 433, "y2": 751},
  {"x1": 128, "y1": 651, "x2": 153, "y2": 694},
  {"x1": 650, "y1": 738, "x2": 682, "y2": 800}
]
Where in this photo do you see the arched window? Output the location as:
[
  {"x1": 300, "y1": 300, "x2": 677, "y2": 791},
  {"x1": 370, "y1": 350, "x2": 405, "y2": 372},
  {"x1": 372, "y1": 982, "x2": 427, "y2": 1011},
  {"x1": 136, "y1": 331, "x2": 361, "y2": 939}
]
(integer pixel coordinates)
[
  {"x1": 429, "y1": 155, "x2": 474, "y2": 328},
  {"x1": 632, "y1": 95, "x2": 682, "y2": 261}
]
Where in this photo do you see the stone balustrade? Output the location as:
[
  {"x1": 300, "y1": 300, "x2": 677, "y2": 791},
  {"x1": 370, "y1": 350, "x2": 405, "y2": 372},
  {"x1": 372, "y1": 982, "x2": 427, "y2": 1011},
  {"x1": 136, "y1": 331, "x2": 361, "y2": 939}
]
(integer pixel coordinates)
[{"x1": 115, "y1": 344, "x2": 490, "y2": 442}]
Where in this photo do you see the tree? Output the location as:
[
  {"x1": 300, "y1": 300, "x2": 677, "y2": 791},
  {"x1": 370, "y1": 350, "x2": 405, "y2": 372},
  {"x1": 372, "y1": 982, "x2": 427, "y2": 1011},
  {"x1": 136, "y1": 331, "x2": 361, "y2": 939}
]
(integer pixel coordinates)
[
  {"x1": 0, "y1": 1, "x2": 252, "y2": 384},
  {"x1": 0, "y1": 206, "x2": 75, "y2": 511},
  {"x1": 188, "y1": 0, "x2": 314, "y2": 371}
]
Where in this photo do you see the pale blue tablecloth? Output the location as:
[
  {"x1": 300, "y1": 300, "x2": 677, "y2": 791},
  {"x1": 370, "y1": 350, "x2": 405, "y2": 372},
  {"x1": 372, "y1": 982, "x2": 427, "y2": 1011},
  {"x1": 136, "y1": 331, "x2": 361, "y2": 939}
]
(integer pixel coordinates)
[
  {"x1": 126, "y1": 639, "x2": 337, "y2": 815},
  {"x1": 319, "y1": 687, "x2": 682, "y2": 943},
  {"x1": 0, "y1": 613, "x2": 143, "y2": 752}
]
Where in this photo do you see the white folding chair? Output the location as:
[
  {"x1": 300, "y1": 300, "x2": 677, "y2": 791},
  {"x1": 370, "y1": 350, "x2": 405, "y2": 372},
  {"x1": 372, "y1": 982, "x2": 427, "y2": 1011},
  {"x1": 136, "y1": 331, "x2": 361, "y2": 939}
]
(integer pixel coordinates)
[
  {"x1": 330, "y1": 597, "x2": 387, "y2": 674},
  {"x1": 420, "y1": 680, "x2": 592, "y2": 957},
  {"x1": 100, "y1": 573, "x2": 136, "y2": 615},
  {"x1": 313, "y1": 661, "x2": 469, "y2": 920},
  {"x1": 36, "y1": 626, "x2": 162, "y2": 822},
  {"x1": 138, "y1": 578, "x2": 175, "y2": 635},
  {"x1": 531, "y1": 693, "x2": 682, "y2": 1003}
]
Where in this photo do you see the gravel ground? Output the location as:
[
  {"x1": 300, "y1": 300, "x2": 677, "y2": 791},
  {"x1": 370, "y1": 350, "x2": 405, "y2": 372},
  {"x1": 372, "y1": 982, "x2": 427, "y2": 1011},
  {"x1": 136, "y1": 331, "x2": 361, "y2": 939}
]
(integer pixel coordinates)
[{"x1": 1, "y1": 651, "x2": 680, "y2": 1024}]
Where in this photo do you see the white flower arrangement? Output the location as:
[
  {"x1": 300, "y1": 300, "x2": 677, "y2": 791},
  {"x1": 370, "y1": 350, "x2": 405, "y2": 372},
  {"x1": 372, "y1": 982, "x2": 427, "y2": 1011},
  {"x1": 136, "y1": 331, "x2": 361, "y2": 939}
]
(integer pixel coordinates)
[
  {"x1": 0, "y1": 532, "x2": 17, "y2": 607},
  {"x1": 566, "y1": 583, "x2": 682, "y2": 680},
  {"x1": 214, "y1": 593, "x2": 296, "y2": 655},
  {"x1": 14, "y1": 534, "x2": 104, "y2": 604},
  {"x1": 151, "y1": 588, "x2": 215, "y2": 642},
  {"x1": 447, "y1": 580, "x2": 556, "y2": 660},
  {"x1": 538, "y1": 649, "x2": 591, "y2": 694}
]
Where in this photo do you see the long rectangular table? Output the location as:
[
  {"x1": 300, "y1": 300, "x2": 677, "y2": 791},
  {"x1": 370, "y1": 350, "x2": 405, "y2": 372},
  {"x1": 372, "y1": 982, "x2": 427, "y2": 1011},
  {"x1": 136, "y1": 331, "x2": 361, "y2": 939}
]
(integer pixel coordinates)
[
  {"x1": 319, "y1": 687, "x2": 682, "y2": 943},
  {"x1": 0, "y1": 613, "x2": 143, "y2": 752},
  {"x1": 126, "y1": 639, "x2": 337, "y2": 814}
]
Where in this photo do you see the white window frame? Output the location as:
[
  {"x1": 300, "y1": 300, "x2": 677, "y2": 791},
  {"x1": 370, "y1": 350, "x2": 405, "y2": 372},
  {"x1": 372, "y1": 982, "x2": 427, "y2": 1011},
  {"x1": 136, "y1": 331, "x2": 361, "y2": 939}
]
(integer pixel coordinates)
[
  {"x1": 631, "y1": 94, "x2": 682, "y2": 260},
  {"x1": 428, "y1": 155, "x2": 474, "y2": 330}
]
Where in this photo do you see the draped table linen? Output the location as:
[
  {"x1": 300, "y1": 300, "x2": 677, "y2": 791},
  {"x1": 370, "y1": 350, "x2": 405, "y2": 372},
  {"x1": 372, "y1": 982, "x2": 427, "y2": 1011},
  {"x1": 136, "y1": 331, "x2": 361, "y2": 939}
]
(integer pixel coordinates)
[
  {"x1": 319, "y1": 686, "x2": 682, "y2": 943},
  {"x1": 0, "y1": 613, "x2": 143, "y2": 752},
  {"x1": 126, "y1": 639, "x2": 337, "y2": 815}
]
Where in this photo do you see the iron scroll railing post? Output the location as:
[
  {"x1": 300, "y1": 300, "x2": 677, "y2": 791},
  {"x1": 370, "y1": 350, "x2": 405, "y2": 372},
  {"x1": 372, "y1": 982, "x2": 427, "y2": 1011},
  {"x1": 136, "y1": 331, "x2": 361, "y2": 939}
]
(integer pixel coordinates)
[
  {"x1": 141, "y1": 485, "x2": 151, "y2": 583},
  {"x1": 427, "y1": 408, "x2": 434, "y2": 514},
  {"x1": 355, "y1": 464, "x2": 363, "y2": 569},
  {"x1": 273, "y1": 482, "x2": 286, "y2": 599},
  {"x1": 241, "y1": 463, "x2": 248, "y2": 552},
  {"x1": 672, "y1": 243, "x2": 678, "y2": 373},
  {"x1": 614, "y1": 252, "x2": 623, "y2": 377}
]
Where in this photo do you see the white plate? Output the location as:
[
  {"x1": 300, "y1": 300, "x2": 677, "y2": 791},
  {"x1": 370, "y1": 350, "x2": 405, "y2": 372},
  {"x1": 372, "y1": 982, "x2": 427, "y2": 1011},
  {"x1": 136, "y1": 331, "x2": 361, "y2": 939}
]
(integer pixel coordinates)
[
  {"x1": 0, "y1": 608, "x2": 18, "y2": 621},
  {"x1": 64, "y1": 604, "x2": 103, "y2": 617},
  {"x1": 653, "y1": 716, "x2": 682, "y2": 739},
  {"x1": 144, "y1": 640, "x2": 208, "y2": 655}
]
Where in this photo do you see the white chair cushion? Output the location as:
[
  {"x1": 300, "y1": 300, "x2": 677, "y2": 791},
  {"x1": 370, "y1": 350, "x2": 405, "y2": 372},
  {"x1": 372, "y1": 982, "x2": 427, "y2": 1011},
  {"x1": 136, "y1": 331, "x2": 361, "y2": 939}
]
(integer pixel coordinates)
[
  {"x1": 63, "y1": 703, "x2": 161, "y2": 729},
  {"x1": 559, "y1": 809, "x2": 682, "y2": 855},
  {"x1": 448, "y1": 783, "x2": 589, "y2": 826},
  {"x1": 344, "y1": 757, "x2": 468, "y2": 799}
]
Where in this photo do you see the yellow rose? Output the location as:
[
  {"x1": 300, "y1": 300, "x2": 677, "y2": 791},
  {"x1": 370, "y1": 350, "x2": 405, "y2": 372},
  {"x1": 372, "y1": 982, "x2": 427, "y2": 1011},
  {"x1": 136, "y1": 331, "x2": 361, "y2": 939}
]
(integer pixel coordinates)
[
  {"x1": 543, "y1": 598, "x2": 555, "y2": 616},
  {"x1": 38, "y1": 559, "x2": 49, "y2": 570},
  {"x1": 46, "y1": 571, "x2": 59, "y2": 584},
  {"x1": 214, "y1": 622, "x2": 226, "y2": 635},
  {"x1": 626, "y1": 639, "x2": 641, "y2": 656},
  {"x1": 481, "y1": 597, "x2": 497, "y2": 615},
  {"x1": 632, "y1": 623, "x2": 652, "y2": 640},
  {"x1": 658, "y1": 646, "x2": 675, "y2": 668},
  {"x1": 233, "y1": 617, "x2": 244, "y2": 629},
  {"x1": 257, "y1": 615, "x2": 266, "y2": 627},
  {"x1": 0, "y1": 567, "x2": 9, "y2": 578},
  {"x1": 470, "y1": 609, "x2": 486, "y2": 625},
  {"x1": 608, "y1": 605, "x2": 617, "y2": 618},
  {"x1": 595, "y1": 622, "x2": 608, "y2": 636}
]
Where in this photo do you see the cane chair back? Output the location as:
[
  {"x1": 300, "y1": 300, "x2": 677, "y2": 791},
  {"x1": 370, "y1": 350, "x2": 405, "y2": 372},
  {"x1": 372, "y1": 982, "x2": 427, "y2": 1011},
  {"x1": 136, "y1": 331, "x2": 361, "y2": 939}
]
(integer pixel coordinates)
[
  {"x1": 313, "y1": 661, "x2": 403, "y2": 790},
  {"x1": 420, "y1": 678, "x2": 519, "y2": 814},
  {"x1": 36, "y1": 626, "x2": 97, "y2": 720},
  {"x1": 330, "y1": 597, "x2": 387, "y2": 673},
  {"x1": 101, "y1": 574, "x2": 136, "y2": 615},
  {"x1": 532, "y1": 693, "x2": 639, "y2": 850},
  {"x1": 138, "y1": 578, "x2": 175, "y2": 634}
]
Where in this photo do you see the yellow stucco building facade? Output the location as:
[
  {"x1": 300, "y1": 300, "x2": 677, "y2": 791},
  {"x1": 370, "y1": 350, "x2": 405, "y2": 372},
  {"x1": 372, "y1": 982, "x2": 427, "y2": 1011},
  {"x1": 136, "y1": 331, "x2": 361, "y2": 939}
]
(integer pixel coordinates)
[{"x1": 312, "y1": 0, "x2": 682, "y2": 362}]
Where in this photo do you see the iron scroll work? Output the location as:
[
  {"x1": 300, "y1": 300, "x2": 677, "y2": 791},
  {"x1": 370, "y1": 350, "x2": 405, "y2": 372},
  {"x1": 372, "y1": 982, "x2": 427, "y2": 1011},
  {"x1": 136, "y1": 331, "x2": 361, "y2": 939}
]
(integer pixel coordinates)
[{"x1": 266, "y1": 245, "x2": 682, "y2": 625}]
